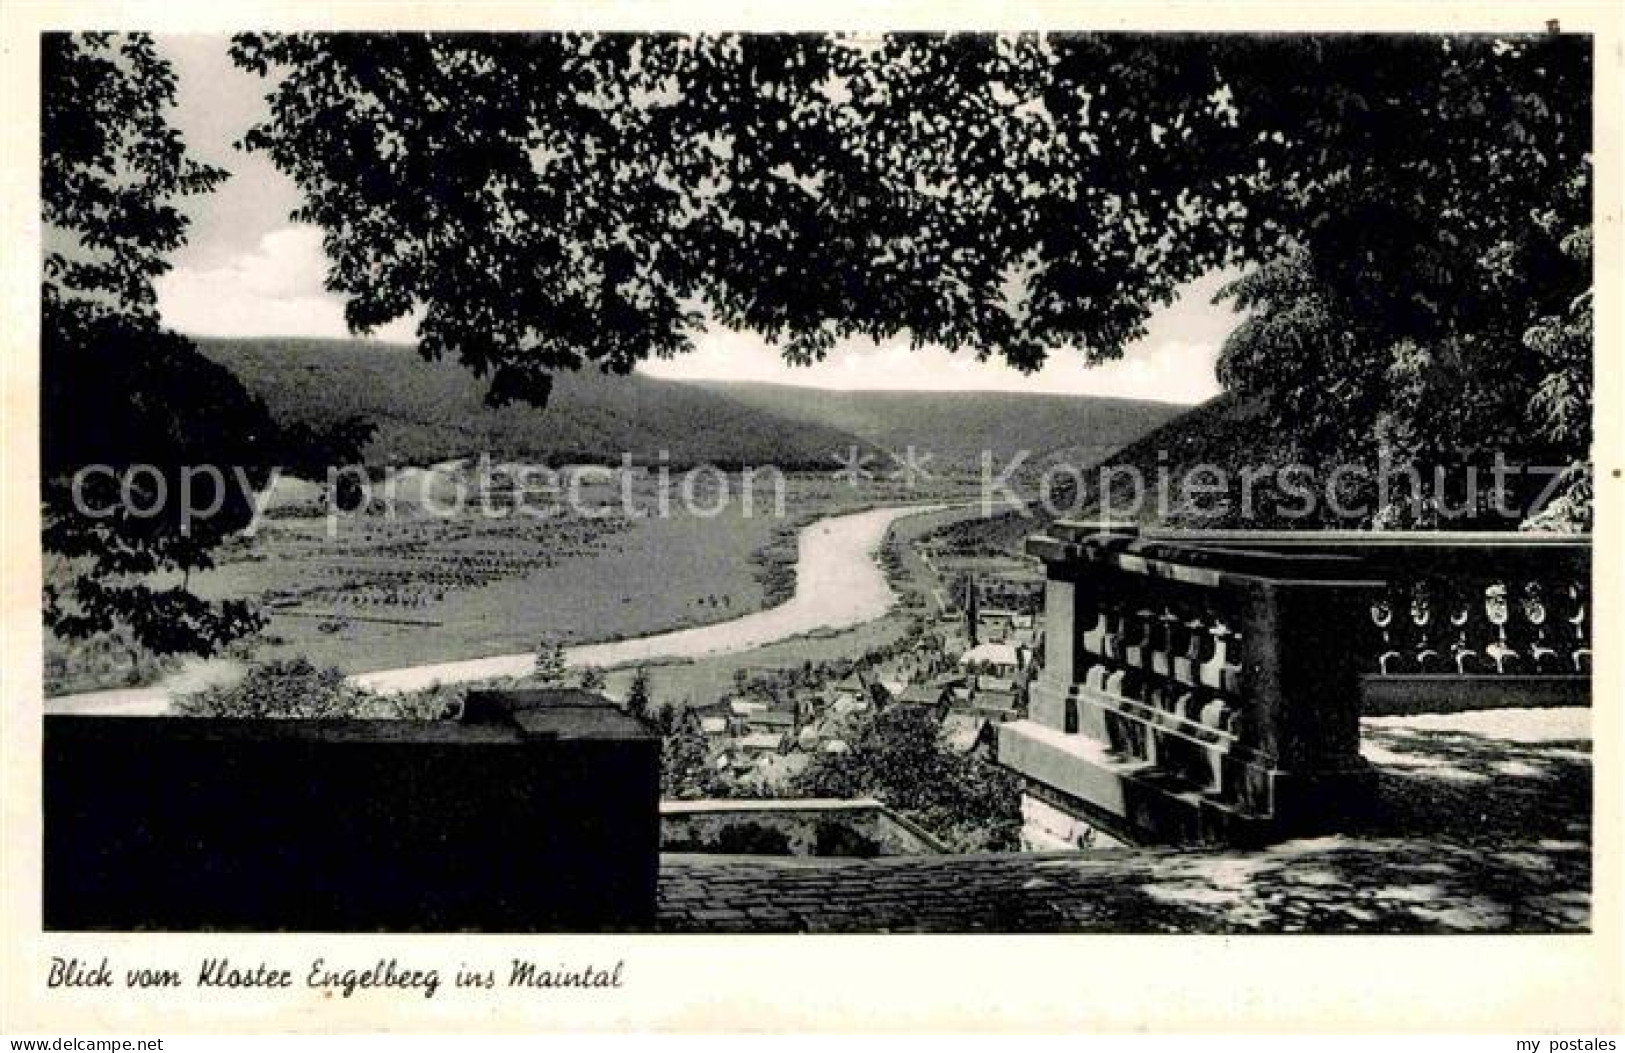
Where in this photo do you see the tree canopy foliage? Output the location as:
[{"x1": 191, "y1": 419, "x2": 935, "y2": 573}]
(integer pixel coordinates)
[
  {"x1": 227, "y1": 36, "x2": 1586, "y2": 371},
  {"x1": 230, "y1": 32, "x2": 1592, "y2": 523},
  {"x1": 794, "y1": 704, "x2": 1021, "y2": 852},
  {"x1": 42, "y1": 33, "x2": 369, "y2": 658},
  {"x1": 173, "y1": 657, "x2": 449, "y2": 719},
  {"x1": 1210, "y1": 36, "x2": 1592, "y2": 525}
]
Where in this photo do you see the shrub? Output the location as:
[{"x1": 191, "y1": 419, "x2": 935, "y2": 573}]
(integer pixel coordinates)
[
  {"x1": 174, "y1": 657, "x2": 455, "y2": 720},
  {"x1": 793, "y1": 705, "x2": 1022, "y2": 852}
]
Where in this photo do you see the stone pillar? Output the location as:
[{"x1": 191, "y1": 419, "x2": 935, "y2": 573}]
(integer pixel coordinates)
[
  {"x1": 1027, "y1": 538, "x2": 1091, "y2": 734},
  {"x1": 1227, "y1": 575, "x2": 1382, "y2": 823},
  {"x1": 1003, "y1": 530, "x2": 1385, "y2": 846}
]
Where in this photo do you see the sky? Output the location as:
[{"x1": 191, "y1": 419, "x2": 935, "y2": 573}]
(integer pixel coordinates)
[{"x1": 154, "y1": 35, "x2": 1237, "y2": 405}]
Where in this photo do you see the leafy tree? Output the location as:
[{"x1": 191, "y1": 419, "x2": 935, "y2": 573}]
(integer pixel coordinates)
[
  {"x1": 793, "y1": 705, "x2": 1021, "y2": 852},
  {"x1": 577, "y1": 664, "x2": 607, "y2": 692},
  {"x1": 1211, "y1": 147, "x2": 1591, "y2": 523},
  {"x1": 228, "y1": 32, "x2": 1591, "y2": 525},
  {"x1": 392, "y1": 682, "x2": 468, "y2": 721},
  {"x1": 1518, "y1": 225, "x2": 1594, "y2": 531},
  {"x1": 660, "y1": 703, "x2": 725, "y2": 800},
  {"x1": 41, "y1": 33, "x2": 370, "y2": 663},
  {"x1": 174, "y1": 656, "x2": 452, "y2": 719},
  {"x1": 625, "y1": 667, "x2": 652, "y2": 720},
  {"x1": 174, "y1": 657, "x2": 368, "y2": 718},
  {"x1": 532, "y1": 637, "x2": 568, "y2": 683}
]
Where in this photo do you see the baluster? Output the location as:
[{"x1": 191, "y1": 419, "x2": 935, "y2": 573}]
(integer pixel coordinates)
[
  {"x1": 1084, "y1": 647, "x2": 1110, "y2": 691},
  {"x1": 1101, "y1": 602, "x2": 1125, "y2": 661},
  {"x1": 1104, "y1": 666, "x2": 1136, "y2": 701},
  {"x1": 1371, "y1": 595, "x2": 1402, "y2": 675},
  {"x1": 1103, "y1": 706, "x2": 1147, "y2": 759},
  {"x1": 1222, "y1": 702, "x2": 1248, "y2": 740},
  {"x1": 1123, "y1": 607, "x2": 1153, "y2": 669},
  {"x1": 1447, "y1": 593, "x2": 1484, "y2": 675},
  {"x1": 1202, "y1": 743, "x2": 1227, "y2": 797},
  {"x1": 1198, "y1": 621, "x2": 1243, "y2": 695},
  {"x1": 1142, "y1": 725, "x2": 1161, "y2": 766},
  {"x1": 1218, "y1": 628, "x2": 1244, "y2": 695},
  {"x1": 1199, "y1": 621, "x2": 1239, "y2": 691},
  {"x1": 1409, "y1": 581, "x2": 1444, "y2": 673},
  {"x1": 1522, "y1": 582, "x2": 1559, "y2": 675},
  {"x1": 1073, "y1": 654, "x2": 1098, "y2": 701},
  {"x1": 1568, "y1": 581, "x2": 1591, "y2": 674},
  {"x1": 1198, "y1": 697, "x2": 1232, "y2": 732},
  {"x1": 1127, "y1": 719, "x2": 1150, "y2": 761},
  {"x1": 1151, "y1": 608, "x2": 1178, "y2": 678},
  {"x1": 1483, "y1": 582, "x2": 1524, "y2": 674},
  {"x1": 1173, "y1": 611, "x2": 1208, "y2": 685},
  {"x1": 1081, "y1": 606, "x2": 1110, "y2": 656}
]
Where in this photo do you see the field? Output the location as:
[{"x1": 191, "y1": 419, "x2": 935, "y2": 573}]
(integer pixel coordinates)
[
  {"x1": 215, "y1": 467, "x2": 975, "y2": 674},
  {"x1": 46, "y1": 338, "x2": 1180, "y2": 696},
  {"x1": 44, "y1": 463, "x2": 982, "y2": 694}
]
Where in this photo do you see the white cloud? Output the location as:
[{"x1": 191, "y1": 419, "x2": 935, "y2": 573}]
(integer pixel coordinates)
[
  {"x1": 152, "y1": 37, "x2": 1239, "y2": 403},
  {"x1": 156, "y1": 225, "x2": 418, "y2": 343},
  {"x1": 157, "y1": 220, "x2": 1236, "y2": 406},
  {"x1": 642, "y1": 332, "x2": 1223, "y2": 404},
  {"x1": 640, "y1": 274, "x2": 1238, "y2": 405}
]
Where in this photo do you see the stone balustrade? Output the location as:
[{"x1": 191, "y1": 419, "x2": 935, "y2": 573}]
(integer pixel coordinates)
[
  {"x1": 1000, "y1": 523, "x2": 1592, "y2": 846},
  {"x1": 1139, "y1": 529, "x2": 1593, "y2": 713},
  {"x1": 1343, "y1": 536, "x2": 1592, "y2": 712}
]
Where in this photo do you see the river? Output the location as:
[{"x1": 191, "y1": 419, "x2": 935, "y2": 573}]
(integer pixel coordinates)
[{"x1": 45, "y1": 502, "x2": 947, "y2": 715}]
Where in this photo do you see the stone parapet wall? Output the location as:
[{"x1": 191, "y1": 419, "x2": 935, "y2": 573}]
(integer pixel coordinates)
[
  {"x1": 44, "y1": 691, "x2": 660, "y2": 931},
  {"x1": 1004, "y1": 524, "x2": 1589, "y2": 845},
  {"x1": 661, "y1": 798, "x2": 944, "y2": 857}
]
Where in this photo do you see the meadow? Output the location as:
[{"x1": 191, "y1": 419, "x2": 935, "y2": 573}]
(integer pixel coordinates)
[
  {"x1": 44, "y1": 464, "x2": 981, "y2": 694},
  {"x1": 46, "y1": 334, "x2": 1173, "y2": 696}
]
